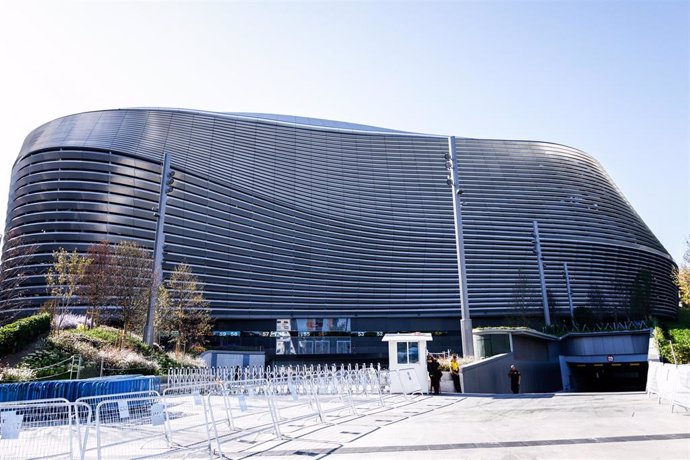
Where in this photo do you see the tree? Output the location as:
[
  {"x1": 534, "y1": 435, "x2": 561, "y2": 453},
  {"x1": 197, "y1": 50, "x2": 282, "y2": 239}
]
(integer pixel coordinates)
[
  {"x1": 162, "y1": 262, "x2": 212, "y2": 353},
  {"x1": 45, "y1": 248, "x2": 91, "y2": 331},
  {"x1": 587, "y1": 284, "x2": 606, "y2": 322},
  {"x1": 81, "y1": 242, "x2": 114, "y2": 328},
  {"x1": 0, "y1": 229, "x2": 38, "y2": 323},
  {"x1": 546, "y1": 288, "x2": 558, "y2": 323},
  {"x1": 512, "y1": 270, "x2": 539, "y2": 326},
  {"x1": 673, "y1": 238, "x2": 690, "y2": 307},
  {"x1": 610, "y1": 279, "x2": 631, "y2": 322},
  {"x1": 629, "y1": 269, "x2": 654, "y2": 320},
  {"x1": 110, "y1": 241, "x2": 153, "y2": 338},
  {"x1": 154, "y1": 283, "x2": 172, "y2": 344}
]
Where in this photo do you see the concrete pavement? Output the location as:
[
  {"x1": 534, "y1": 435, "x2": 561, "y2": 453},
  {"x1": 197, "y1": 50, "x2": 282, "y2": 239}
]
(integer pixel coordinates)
[{"x1": 226, "y1": 392, "x2": 689, "y2": 460}]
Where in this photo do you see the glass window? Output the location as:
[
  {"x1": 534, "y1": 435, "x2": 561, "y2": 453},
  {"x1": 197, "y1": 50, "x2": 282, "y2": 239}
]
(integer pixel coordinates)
[
  {"x1": 298, "y1": 339, "x2": 314, "y2": 354},
  {"x1": 397, "y1": 342, "x2": 408, "y2": 364},
  {"x1": 336, "y1": 340, "x2": 351, "y2": 354},
  {"x1": 395, "y1": 342, "x2": 419, "y2": 364},
  {"x1": 314, "y1": 340, "x2": 330, "y2": 354},
  {"x1": 408, "y1": 343, "x2": 419, "y2": 363}
]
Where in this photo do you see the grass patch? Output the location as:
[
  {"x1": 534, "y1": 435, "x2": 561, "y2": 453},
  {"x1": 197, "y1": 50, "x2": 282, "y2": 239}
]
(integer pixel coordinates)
[{"x1": 2, "y1": 325, "x2": 204, "y2": 381}]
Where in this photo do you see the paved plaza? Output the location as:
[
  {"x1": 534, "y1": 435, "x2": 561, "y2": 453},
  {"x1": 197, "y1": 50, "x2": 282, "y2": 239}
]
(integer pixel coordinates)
[{"x1": 197, "y1": 392, "x2": 689, "y2": 460}]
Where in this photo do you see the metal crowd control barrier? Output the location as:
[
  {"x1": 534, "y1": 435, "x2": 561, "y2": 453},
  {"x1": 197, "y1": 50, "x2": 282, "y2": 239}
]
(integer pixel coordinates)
[
  {"x1": 646, "y1": 361, "x2": 690, "y2": 413},
  {"x1": 0, "y1": 398, "x2": 91, "y2": 460},
  {"x1": 162, "y1": 382, "x2": 230, "y2": 456},
  {"x1": 268, "y1": 374, "x2": 328, "y2": 427},
  {"x1": 94, "y1": 394, "x2": 171, "y2": 460},
  {"x1": 205, "y1": 370, "x2": 389, "y2": 459},
  {"x1": 208, "y1": 378, "x2": 282, "y2": 459},
  {"x1": 0, "y1": 365, "x2": 411, "y2": 459},
  {"x1": 167, "y1": 363, "x2": 383, "y2": 387},
  {"x1": 672, "y1": 365, "x2": 690, "y2": 413},
  {"x1": 76, "y1": 390, "x2": 161, "y2": 420}
]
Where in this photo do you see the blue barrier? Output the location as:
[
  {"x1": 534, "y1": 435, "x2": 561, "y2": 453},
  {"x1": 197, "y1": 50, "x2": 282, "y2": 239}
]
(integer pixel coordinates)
[{"x1": 0, "y1": 375, "x2": 161, "y2": 403}]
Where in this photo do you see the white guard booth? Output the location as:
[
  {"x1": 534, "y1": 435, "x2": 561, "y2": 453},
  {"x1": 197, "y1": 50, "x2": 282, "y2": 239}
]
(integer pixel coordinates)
[{"x1": 382, "y1": 333, "x2": 433, "y2": 394}]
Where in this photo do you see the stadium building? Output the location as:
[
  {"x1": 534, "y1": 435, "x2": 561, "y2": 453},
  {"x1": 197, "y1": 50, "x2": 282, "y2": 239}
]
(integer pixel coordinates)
[{"x1": 3, "y1": 108, "x2": 677, "y2": 360}]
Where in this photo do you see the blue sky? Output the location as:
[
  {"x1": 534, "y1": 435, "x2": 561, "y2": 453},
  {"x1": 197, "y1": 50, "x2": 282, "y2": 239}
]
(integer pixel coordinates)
[{"x1": 0, "y1": 0, "x2": 688, "y2": 263}]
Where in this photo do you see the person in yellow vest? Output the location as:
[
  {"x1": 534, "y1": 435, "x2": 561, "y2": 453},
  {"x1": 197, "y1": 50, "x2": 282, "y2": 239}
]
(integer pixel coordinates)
[{"x1": 450, "y1": 354, "x2": 461, "y2": 392}]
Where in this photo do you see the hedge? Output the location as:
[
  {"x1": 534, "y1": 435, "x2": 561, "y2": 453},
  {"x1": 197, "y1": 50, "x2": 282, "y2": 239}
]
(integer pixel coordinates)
[
  {"x1": 0, "y1": 313, "x2": 51, "y2": 357},
  {"x1": 654, "y1": 326, "x2": 690, "y2": 365}
]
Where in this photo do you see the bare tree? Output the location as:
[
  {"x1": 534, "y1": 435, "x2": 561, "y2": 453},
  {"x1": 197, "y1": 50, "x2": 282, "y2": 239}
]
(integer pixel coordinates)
[
  {"x1": 0, "y1": 229, "x2": 39, "y2": 323},
  {"x1": 673, "y1": 237, "x2": 690, "y2": 307},
  {"x1": 629, "y1": 269, "x2": 654, "y2": 320},
  {"x1": 512, "y1": 270, "x2": 539, "y2": 327},
  {"x1": 81, "y1": 241, "x2": 114, "y2": 328},
  {"x1": 587, "y1": 284, "x2": 606, "y2": 322},
  {"x1": 154, "y1": 283, "x2": 171, "y2": 344},
  {"x1": 162, "y1": 262, "x2": 212, "y2": 353},
  {"x1": 110, "y1": 241, "x2": 153, "y2": 338},
  {"x1": 45, "y1": 248, "x2": 91, "y2": 331},
  {"x1": 610, "y1": 279, "x2": 631, "y2": 322}
]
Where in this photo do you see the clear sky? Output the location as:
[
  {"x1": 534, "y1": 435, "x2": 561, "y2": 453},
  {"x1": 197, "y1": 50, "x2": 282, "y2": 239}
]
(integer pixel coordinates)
[{"x1": 1, "y1": 0, "x2": 688, "y2": 263}]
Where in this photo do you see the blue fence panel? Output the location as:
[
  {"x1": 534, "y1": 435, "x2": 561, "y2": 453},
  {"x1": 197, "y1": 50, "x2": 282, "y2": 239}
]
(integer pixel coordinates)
[{"x1": 0, "y1": 375, "x2": 160, "y2": 403}]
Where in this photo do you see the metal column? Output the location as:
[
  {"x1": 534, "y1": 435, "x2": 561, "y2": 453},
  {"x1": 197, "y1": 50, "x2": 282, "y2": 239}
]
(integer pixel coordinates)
[
  {"x1": 532, "y1": 220, "x2": 551, "y2": 326},
  {"x1": 143, "y1": 152, "x2": 172, "y2": 346},
  {"x1": 563, "y1": 262, "x2": 575, "y2": 322},
  {"x1": 447, "y1": 137, "x2": 474, "y2": 358}
]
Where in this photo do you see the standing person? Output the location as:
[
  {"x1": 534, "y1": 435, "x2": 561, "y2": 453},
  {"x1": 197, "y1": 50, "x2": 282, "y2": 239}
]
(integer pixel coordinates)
[
  {"x1": 508, "y1": 364, "x2": 521, "y2": 394},
  {"x1": 450, "y1": 354, "x2": 461, "y2": 392},
  {"x1": 427, "y1": 355, "x2": 441, "y2": 394}
]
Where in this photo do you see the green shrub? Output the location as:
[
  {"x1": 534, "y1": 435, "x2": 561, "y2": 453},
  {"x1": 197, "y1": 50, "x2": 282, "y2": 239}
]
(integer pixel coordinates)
[
  {"x1": 20, "y1": 342, "x2": 73, "y2": 379},
  {"x1": 667, "y1": 328, "x2": 690, "y2": 364},
  {"x1": 16, "y1": 325, "x2": 204, "y2": 378},
  {"x1": 654, "y1": 325, "x2": 690, "y2": 364},
  {"x1": 0, "y1": 313, "x2": 51, "y2": 357}
]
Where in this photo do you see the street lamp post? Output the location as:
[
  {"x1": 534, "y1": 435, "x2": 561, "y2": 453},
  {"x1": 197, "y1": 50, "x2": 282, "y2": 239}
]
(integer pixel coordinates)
[
  {"x1": 446, "y1": 136, "x2": 474, "y2": 358},
  {"x1": 143, "y1": 152, "x2": 174, "y2": 346},
  {"x1": 563, "y1": 262, "x2": 575, "y2": 322},
  {"x1": 532, "y1": 220, "x2": 551, "y2": 326}
]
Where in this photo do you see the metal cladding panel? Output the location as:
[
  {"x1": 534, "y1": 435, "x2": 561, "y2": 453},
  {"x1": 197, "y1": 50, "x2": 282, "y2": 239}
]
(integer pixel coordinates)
[
  {"x1": 4, "y1": 108, "x2": 678, "y2": 321},
  {"x1": 455, "y1": 138, "x2": 677, "y2": 318}
]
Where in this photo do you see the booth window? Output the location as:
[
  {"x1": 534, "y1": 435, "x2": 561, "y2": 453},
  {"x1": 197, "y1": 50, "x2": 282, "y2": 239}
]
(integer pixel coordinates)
[{"x1": 397, "y1": 342, "x2": 419, "y2": 364}]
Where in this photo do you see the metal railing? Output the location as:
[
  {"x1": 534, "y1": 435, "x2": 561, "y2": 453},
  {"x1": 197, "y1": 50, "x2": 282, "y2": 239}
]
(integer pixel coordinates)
[
  {"x1": 646, "y1": 361, "x2": 690, "y2": 413},
  {"x1": 0, "y1": 364, "x2": 429, "y2": 459}
]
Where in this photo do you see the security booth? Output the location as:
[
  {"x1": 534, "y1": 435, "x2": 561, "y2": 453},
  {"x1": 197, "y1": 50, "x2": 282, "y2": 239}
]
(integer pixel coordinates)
[{"x1": 382, "y1": 333, "x2": 433, "y2": 394}]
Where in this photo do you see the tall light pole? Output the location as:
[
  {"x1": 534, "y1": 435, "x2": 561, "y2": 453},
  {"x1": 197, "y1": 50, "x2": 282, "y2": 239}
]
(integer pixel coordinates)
[
  {"x1": 446, "y1": 137, "x2": 474, "y2": 358},
  {"x1": 143, "y1": 152, "x2": 174, "y2": 346},
  {"x1": 563, "y1": 262, "x2": 575, "y2": 322},
  {"x1": 531, "y1": 220, "x2": 551, "y2": 326}
]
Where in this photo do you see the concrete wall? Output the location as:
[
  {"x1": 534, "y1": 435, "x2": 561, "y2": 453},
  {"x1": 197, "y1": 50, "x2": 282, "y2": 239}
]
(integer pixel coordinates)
[
  {"x1": 512, "y1": 335, "x2": 559, "y2": 361},
  {"x1": 460, "y1": 353, "x2": 562, "y2": 394},
  {"x1": 560, "y1": 332, "x2": 650, "y2": 356}
]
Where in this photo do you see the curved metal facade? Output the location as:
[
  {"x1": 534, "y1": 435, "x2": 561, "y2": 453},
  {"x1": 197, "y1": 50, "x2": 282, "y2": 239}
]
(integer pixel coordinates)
[
  {"x1": 456, "y1": 138, "x2": 677, "y2": 318},
  {"x1": 3, "y1": 108, "x2": 678, "y2": 346}
]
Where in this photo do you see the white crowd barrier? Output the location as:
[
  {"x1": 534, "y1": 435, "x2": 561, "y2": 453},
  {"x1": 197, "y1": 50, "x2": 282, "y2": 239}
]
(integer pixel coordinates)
[
  {"x1": 162, "y1": 382, "x2": 228, "y2": 455},
  {"x1": 388, "y1": 367, "x2": 424, "y2": 398},
  {"x1": 94, "y1": 394, "x2": 172, "y2": 459},
  {"x1": 167, "y1": 363, "x2": 382, "y2": 387},
  {"x1": 0, "y1": 398, "x2": 91, "y2": 460},
  {"x1": 646, "y1": 361, "x2": 690, "y2": 413},
  {"x1": 0, "y1": 365, "x2": 412, "y2": 459}
]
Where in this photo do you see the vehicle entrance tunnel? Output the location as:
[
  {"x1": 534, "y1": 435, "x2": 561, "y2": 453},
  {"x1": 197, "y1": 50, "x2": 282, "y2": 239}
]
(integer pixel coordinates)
[{"x1": 567, "y1": 361, "x2": 648, "y2": 392}]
